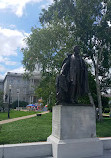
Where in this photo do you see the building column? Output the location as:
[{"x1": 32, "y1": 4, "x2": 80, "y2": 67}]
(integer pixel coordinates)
[
  {"x1": 30, "y1": 96, "x2": 32, "y2": 104},
  {"x1": 32, "y1": 96, "x2": 34, "y2": 103}
]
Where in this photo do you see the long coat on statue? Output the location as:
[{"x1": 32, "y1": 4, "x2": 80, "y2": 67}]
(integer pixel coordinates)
[{"x1": 56, "y1": 53, "x2": 88, "y2": 104}]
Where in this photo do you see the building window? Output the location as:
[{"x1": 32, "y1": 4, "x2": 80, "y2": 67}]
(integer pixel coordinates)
[
  {"x1": 23, "y1": 97, "x2": 26, "y2": 102},
  {"x1": 10, "y1": 79, "x2": 13, "y2": 84}
]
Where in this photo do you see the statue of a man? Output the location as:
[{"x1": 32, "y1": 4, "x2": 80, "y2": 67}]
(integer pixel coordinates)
[{"x1": 56, "y1": 46, "x2": 88, "y2": 104}]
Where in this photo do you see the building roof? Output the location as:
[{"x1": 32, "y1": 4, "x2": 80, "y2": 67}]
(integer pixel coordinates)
[{"x1": 3, "y1": 72, "x2": 41, "y2": 83}]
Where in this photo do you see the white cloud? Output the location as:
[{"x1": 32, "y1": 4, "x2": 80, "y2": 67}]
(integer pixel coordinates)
[
  {"x1": 9, "y1": 24, "x2": 16, "y2": 29},
  {"x1": 0, "y1": 0, "x2": 54, "y2": 17},
  {"x1": 0, "y1": 66, "x2": 25, "y2": 79},
  {"x1": 108, "y1": 21, "x2": 111, "y2": 27},
  {"x1": 0, "y1": 73, "x2": 6, "y2": 79},
  {"x1": 10, "y1": 66, "x2": 25, "y2": 73},
  {"x1": 0, "y1": 0, "x2": 43, "y2": 17},
  {"x1": 0, "y1": 27, "x2": 28, "y2": 79},
  {"x1": 0, "y1": 27, "x2": 27, "y2": 57},
  {"x1": 0, "y1": 56, "x2": 17, "y2": 65},
  {"x1": 0, "y1": 65, "x2": 7, "y2": 72},
  {"x1": 41, "y1": 0, "x2": 53, "y2": 9},
  {"x1": 0, "y1": 65, "x2": 25, "y2": 79},
  {"x1": 5, "y1": 61, "x2": 17, "y2": 66}
]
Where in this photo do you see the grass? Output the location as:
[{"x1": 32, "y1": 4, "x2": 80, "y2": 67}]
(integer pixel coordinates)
[
  {"x1": 0, "y1": 110, "x2": 40, "y2": 121},
  {"x1": 0, "y1": 113, "x2": 111, "y2": 145},
  {"x1": 0, "y1": 112, "x2": 52, "y2": 145},
  {"x1": 96, "y1": 117, "x2": 111, "y2": 137}
]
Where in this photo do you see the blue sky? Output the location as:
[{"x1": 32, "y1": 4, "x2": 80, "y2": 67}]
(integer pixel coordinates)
[{"x1": 0, "y1": 0, "x2": 53, "y2": 79}]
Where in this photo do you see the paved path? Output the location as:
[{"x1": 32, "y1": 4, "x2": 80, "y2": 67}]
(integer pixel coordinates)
[
  {"x1": 0, "y1": 111, "x2": 49, "y2": 125},
  {"x1": 27, "y1": 157, "x2": 53, "y2": 158},
  {"x1": 27, "y1": 150, "x2": 111, "y2": 158},
  {"x1": 88, "y1": 150, "x2": 111, "y2": 158},
  {"x1": 26, "y1": 150, "x2": 111, "y2": 158}
]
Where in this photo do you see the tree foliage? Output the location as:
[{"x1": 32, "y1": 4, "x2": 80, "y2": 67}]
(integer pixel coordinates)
[
  {"x1": 11, "y1": 101, "x2": 28, "y2": 109},
  {"x1": 35, "y1": 73, "x2": 56, "y2": 111},
  {"x1": 22, "y1": 0, "x2": 111, "y2": 115},
  {"x1": 0, "y1": 91, "x2": 3, "y2": 108}
]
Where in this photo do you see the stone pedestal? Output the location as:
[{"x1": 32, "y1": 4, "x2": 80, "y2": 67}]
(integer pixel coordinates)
[{"x1": 47, "y1": 105, "x2": 103, "y2": 158}]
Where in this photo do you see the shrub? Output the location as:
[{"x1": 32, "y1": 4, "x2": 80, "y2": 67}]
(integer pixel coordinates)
[
  {"x1": 102, "y1": 96, "x2": 109, "y2": 111},
  {"x1": 11, "y1": 101, "x2": 28, "y2": 109},
  {"x1": 0, "y1": 125, "x2": 2, "y2": 132},
  {"x1": 103, "y1": 108, "x2": 110, "y2": 113}
]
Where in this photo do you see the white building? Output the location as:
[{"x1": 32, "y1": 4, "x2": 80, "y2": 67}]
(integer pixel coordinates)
[
  {"x1": 1, "y1": 72, "x2": 41, "y2": 104},
  {"x1": 0, "y1": 79, "x2": 3, "y2": 92}
]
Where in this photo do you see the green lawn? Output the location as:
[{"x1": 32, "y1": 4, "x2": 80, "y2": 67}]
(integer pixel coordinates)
[
  {"x1": 0, "y1": 110, "x2": 40, "y2": 121},
  {"x1": 0, "y1": 113, "x2": 111, "y2": 145},
  {"x1": 96, "y1": 118, "x2": 111, "y2": 137},
  {"x1": 0, "y1": 112, "x2": 52, "y2": 145}
]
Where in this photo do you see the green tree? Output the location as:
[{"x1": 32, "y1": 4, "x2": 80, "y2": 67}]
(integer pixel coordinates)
[
  {"x1": 22, "y1": 0, "x2": 111, "y2": 120},
  {"x1": 39, "y1": 0, "x2": 111, "y2": 120},
  {"x1": 11, "y1": 100, "x2": 28, "y2": 109},
  {"x1": 35, "y1": 73, "x2": 56, "y2": 111},
  {"x1": 0, "y1": 91, "x2": 3, "y2": 110}
]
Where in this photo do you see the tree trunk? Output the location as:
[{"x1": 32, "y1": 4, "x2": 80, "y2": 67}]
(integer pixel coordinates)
[
  {"x1": 91, "y1": 45, "x2": 103, "y2": 121},
  {"x1": 95, "y1": 63, "x2": 103, "y2": 121},
  {"x1": 88, "y1": 91, "x2": 95, "y2": 107}
]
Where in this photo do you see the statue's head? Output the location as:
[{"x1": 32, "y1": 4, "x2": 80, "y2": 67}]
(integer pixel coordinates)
[{"x1": 74, "y1": 46, "x2": 80, "y2": 55}]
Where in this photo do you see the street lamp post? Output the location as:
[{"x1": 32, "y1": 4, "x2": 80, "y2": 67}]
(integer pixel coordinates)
[
  {"x1": 8, "y1": 85, "x2": 11, "y2": 119},
  {"x1": 17, "y1": 89, "x2": 20, "y2": 110}
]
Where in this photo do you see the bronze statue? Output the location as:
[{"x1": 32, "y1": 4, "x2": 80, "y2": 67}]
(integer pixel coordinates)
[{"x1": 56, "y1": 46, "x2": 88, "y2": 104}]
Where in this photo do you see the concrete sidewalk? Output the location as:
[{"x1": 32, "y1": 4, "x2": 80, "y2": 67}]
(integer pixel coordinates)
[
  {"x1": 88, "y1": 150, "x2": 111, "y2": 158},
  {"x1": 25, "y1": 150, "x2": 111, "y2": 158},
  {"x1": 0, "y1": 111, "x2": 49, "y2": 125},
  {"x1": 28, "y1": 150, "x2": 111, "y2": 158}
]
